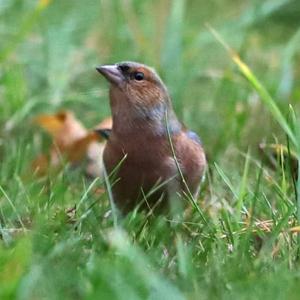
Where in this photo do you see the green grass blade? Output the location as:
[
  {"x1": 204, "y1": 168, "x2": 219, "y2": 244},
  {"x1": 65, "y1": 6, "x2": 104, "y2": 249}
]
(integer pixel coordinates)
[{"x1": 207, "y1": 25, "x2": 298, "y2": 150}]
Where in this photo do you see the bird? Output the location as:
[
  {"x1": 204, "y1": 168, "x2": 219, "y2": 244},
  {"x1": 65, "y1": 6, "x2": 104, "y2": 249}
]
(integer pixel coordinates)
[{"x1": 96, "y1": 61, "x2": 206, "y2": 213}]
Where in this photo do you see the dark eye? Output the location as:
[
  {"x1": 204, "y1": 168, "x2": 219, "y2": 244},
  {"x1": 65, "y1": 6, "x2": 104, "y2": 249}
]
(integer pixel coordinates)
[{"x1": 134, "y1": 72, "x2": 144, "y2": 81}]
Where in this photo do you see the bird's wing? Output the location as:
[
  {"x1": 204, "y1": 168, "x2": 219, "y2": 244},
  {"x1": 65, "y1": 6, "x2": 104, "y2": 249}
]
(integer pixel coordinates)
[
  {"x1": 185, "y1": 130, "x2": 202, "y2": 145},
  {"x1": 94, "y1": 128, "x2": 112, "y2": 140}
]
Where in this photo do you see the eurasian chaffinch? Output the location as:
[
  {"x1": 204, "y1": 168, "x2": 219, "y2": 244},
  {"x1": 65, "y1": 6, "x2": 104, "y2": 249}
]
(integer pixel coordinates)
[{"x1": 96, "y1": 62, "x2": 206, "y2": 212}]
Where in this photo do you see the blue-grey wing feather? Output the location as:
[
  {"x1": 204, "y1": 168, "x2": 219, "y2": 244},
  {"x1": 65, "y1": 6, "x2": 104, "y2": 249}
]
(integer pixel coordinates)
[
  {"x1": 186, "y1": 130, "x2": 202, "y2": 145},
  {"x1": 94, "y1": 128, "x2": 111, "y2": 140}
]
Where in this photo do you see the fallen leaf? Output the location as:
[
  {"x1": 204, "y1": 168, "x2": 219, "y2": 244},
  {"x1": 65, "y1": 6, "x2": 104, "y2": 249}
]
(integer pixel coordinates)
[
  {"x1": 34, "y1": 111, "x2": 87, "y2": 149},
  {"x1": 32, "y1": 111, "x2": 112, "y2": 178},
  {"x1": 95, "y1": 116, "x2": 113, "y2": 131}
]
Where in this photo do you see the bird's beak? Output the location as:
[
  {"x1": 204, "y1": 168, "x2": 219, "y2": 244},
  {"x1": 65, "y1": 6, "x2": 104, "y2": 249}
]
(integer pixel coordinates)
[{"x1": 96, "y1": 65, "x2": 123, "y2": 85}]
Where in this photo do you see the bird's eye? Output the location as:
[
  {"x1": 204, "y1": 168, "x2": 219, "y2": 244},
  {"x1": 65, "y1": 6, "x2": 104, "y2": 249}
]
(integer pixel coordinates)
[{"x1": 134, "y1": 72, "x2": 144, "y2": 81}]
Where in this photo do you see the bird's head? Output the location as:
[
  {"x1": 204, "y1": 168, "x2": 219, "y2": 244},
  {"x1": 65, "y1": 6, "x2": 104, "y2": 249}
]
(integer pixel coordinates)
[
  {"x1": 96, "y1": 62, "x2": 171, "y2": 118},
  {"x1": 96, "y1": 61, "x2": 181, "y2": 136}
]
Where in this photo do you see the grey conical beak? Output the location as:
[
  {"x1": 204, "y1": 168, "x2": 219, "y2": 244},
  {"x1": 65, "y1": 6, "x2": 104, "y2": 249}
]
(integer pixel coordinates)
[{"x1": 96, "y1": 65, "x2": 123, "y2": 85}]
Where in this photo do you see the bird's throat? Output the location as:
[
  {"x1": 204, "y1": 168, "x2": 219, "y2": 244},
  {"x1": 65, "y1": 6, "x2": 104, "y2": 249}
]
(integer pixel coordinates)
[{"x1": 112, "y1": 103, "x2": 181, "y2": 138}]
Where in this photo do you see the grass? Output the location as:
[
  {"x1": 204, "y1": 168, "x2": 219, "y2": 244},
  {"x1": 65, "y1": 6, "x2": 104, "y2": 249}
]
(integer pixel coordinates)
[{"x1": 1, "y1": 0, "x2": 300, "y2": 299}]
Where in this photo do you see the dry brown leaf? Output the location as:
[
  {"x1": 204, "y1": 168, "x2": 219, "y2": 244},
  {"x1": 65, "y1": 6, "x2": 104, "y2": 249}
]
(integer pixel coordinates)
[
  {"x1": 32, "y1": 111, "x2": 112, "y2": 178},
  {"x1": 95, "y1": 116, "x2": 113, "y2": 131},
  {"x1": 67, "y1": 132, "x2": 100, "y2": 163},
  {"x1": 35, "y1": 111, "x2": 87, "y2": 148}
]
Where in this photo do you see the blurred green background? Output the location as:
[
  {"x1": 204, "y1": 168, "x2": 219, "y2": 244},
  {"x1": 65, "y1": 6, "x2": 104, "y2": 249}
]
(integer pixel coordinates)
[
  {"x1": 2, "y1": 0, "x2": 300, "y2": 159},
  {"x1": 1, "y1": 0, "x2": 300, "y2": 299}
]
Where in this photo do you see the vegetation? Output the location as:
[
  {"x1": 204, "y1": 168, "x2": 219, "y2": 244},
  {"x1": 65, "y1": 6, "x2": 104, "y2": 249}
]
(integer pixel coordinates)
[{"x1": 1, "y1": 0, "x2": 300, "y2": 299}]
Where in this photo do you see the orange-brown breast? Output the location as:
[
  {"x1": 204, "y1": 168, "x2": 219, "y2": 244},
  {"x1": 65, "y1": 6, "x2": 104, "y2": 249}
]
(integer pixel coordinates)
[{"x1": 103, "y1": 130, "x2": 206, "y2": 212}]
